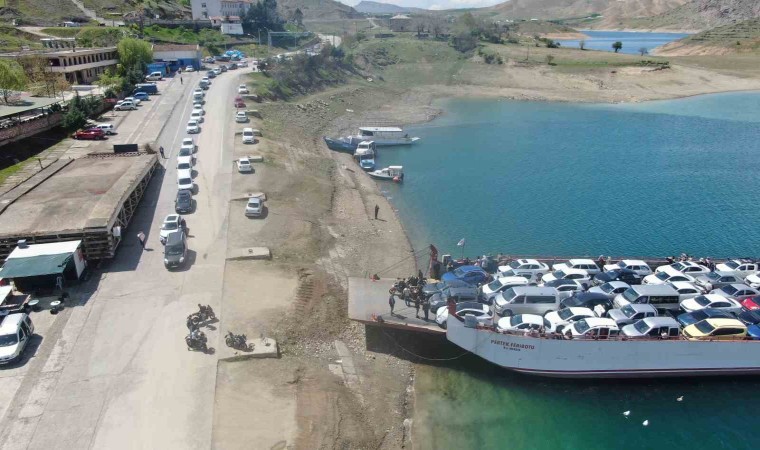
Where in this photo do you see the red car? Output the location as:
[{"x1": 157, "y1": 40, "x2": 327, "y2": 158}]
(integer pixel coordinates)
[
  {"x1": 741, "y1": 296, "x2": 760, "y2": 311},
  {"x1": 233, "y1": 96, "x2": 245, "y2": 108},
  {"x1": 73, "y1": 128, "x2": 106, "y2": 140}
]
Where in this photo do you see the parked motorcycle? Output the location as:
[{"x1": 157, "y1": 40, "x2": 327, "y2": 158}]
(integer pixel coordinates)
[
  {"x1": 187, "y1": 304, "x2": 216, "y2": 327},
  {"x1": 225, "y1": 331, "x2": 252, "y2": 351},
  {"x1": 185, "y1": 329, "x2": 209, "y2": 352}
]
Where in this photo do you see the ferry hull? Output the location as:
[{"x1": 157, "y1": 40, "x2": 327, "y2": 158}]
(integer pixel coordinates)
[{"x1": 446, "y1": 317, "x2": 760, "y2": 378}]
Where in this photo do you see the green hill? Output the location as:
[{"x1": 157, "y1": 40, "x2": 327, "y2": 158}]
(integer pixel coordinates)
[{"x1": 655, "y1": 18, "x2": 760, "y2": 54}]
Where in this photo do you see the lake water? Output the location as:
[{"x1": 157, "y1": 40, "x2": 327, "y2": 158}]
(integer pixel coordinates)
[
  {"x1": 557, "y1": 30, "x2": 689, "y2": 55},
  {"x1": 372, "y1": 92, "x2": 760, "y2": 449}
]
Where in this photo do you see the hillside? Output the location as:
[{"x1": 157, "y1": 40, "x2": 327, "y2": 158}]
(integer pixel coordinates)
[
  {"x1": 606, "y1": 0, "x2": 760, "y2": 31},
  {"x1": 482, "y1": 0, "x2": 689, "y2": 21},
  {"x1": 279, "y1": 0, "x2": 361, "y2": 20},
  {"x1": 654, "y1": 17, "x2": 760, "y2": 54},
  {"x1": 354, "y1": 1, "x2": 425, "y2": 14}
]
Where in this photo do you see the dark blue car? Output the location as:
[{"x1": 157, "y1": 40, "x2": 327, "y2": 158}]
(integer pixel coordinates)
[
  {"x1": 676, "y1": 309, "x2": 735, "y2": 328},
  {"x1": 748, "y1": 324, "x2": 760, "y2": 340},
  {"x1": 441, "y1": 265, "x2": 489, "y2": 285},
  {"x1": 736, "y1": 310, "x2": 760, "y2": 326}
]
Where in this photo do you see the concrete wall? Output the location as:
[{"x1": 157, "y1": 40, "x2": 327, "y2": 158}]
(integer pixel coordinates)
[{"x1": 0, "y1": 113, "x2": 63, "y2": 148}]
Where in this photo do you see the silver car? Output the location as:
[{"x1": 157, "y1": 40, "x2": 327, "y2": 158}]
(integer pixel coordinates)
[
  {"x1": 694, "y1": 271, "x2": 745, "y2": 291},
  {"x1": 607, "y1": 304, "x2": 658, "y2": 327},
  {"x1": 588, "y1": 281, "x2": 630, "y2": 299},
  {"x1": 709, "y1": 284, "x2": 760, "y2": 301}
]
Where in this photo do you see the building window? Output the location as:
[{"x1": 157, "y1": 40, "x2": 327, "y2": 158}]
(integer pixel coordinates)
[{"x1": 201, "y1": 2, "x2": 206, "y2": 6}]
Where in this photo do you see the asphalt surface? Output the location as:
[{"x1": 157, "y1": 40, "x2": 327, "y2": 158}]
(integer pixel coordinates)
[{"x1": 0, "y1": 68, "x2": 239, "y2": 449}]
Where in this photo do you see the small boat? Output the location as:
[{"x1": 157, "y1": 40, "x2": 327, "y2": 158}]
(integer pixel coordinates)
[
  {"x1": 323, "y1": 136, "x2": 359, "y2": 152},
  {"x1": 351, "y1": 127, "x2": 420, "y2": 146},
  {"x1": 368, "y1": 165, "x2": 404, "y2": 182}
]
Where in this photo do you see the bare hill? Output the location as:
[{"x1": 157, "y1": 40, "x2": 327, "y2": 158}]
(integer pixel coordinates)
[
  {"x1": 608, "y1": 0, "x2": 760, "y2": 31},
  {"x1": 279, "y1": 0, "x2": 361, "y2": 20},
  {"x1": 483, "y1": 0, "x2": 689, "y2": 21},
  {"x1": 354, "y1": 1, "x2": 425, "y2": 14},
  {"x1": 654, "y1": 17, "x2": 760, "y2": 54}
]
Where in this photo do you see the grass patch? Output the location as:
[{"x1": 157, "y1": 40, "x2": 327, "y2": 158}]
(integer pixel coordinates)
[
  {"x1": 0, "y1": 25, "x2": 43, "y2": 52},
  {"x1": 41, "y1": 27, "x2": 81, "y2": 38},
  {"x1": 0, "y1": 161, "x2": 25, "y2": 186}
]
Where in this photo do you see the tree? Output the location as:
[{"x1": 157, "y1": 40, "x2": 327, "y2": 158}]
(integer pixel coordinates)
[
  {"x1": 94, "y1": 68, "x2": 125, "y2": 96},
  {"x1": 62, "y1": 106, "x2": 87, "y2": 130},
  {"x1": 612, "y1": 41, "x2": 623, "y2": 53},
  {"x1": 117, "y1": 38, "x2": 153, "y2": 77},
  {"x1": 430, "y1": 17, "x2": 443, "y2": 39},
  {"x1": 293, "y1": 7, "x2": 303, "y2": 27},
  {"x1": 639, "y1": 47, "x2": 648, "y2": 56},
  {"x1": 416, "y1": 21, "x2": 425, "y2": 38},
  {"x1": 546, "y1": 54, "x2": 555, "y2": 65},
  {"x1": 0, "y1": 60, "x2": 27, "y2": 105},
  {"x1": 450, "y1": 31, "x2": 478, "y2": 53},
  {"x1": 579, "y1": 40, "x2": 586, "y2": 50},
  {"x1": 242, "y1": 0, "x2": 284, "y2": 35}
]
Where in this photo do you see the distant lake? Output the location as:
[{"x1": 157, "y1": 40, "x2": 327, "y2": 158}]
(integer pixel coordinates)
[{"x1": 557, "y1": 30, "x2": 690, "y2": 55}]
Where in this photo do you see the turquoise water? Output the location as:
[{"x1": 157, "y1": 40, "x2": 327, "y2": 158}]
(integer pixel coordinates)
[
  {"x1": 376, "y1": 92, "x2": 760, "y2": 450},
  {"x1": 378, "y1": 92, "x2": 760, "y2": 260},
  {"x1": 556, "y1": 30, "x2": 689, "y2": 55}
]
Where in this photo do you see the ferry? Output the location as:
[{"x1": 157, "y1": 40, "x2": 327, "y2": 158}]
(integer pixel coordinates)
[
  {"x1": 446, "y1": 314, "x2": 760, "y2": 378},
  {"x1": 352, "y1": 127, "x2": 420, "y2": 146}
]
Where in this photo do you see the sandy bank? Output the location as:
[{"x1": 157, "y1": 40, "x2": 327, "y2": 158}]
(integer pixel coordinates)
[{"x1": 542, "y1": 32, "x2": 589, "y2": 40}]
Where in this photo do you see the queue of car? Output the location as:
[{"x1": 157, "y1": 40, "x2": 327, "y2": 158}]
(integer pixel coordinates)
[{"x1": 431, "y1": 257, "x2": 760, "y2": 340}]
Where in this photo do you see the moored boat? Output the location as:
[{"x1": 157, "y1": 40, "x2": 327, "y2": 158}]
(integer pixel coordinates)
[
  {"x1": 368, "y1": 166, "x2": 404, "y2": 182},
  {"x1": 352, "y1": 127, "x2": 420, "y2": 146},
  {"x1": 323, "y1": 136, "x2": 359, "y2": 152}
]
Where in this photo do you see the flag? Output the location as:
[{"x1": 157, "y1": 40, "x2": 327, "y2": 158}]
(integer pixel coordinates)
[{"x1": 457, "y1": 238, "x2": 466, "y2": 247}]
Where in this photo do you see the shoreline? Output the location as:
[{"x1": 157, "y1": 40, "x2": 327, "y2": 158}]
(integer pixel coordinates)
[{"x1": 579, "y1": 28, "x2": 702, "y2": 34}]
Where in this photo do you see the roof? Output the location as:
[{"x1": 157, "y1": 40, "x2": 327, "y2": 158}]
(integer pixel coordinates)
[
  {"x1": 359, "y1": 127, "x2": 403, "y2": 132},
  {"x1": 152, "y1": 44, "x2": 200, "y2": 52},
  {"x1": 640, "y1": 316, "x2": 679, "y2": 326},
  {"x1": 0, "y1": 97, "x2": 60, "y2": 120},
  {"x1": 391, "y1": 14, "x2": 411, "y2": 19},
  {"x1": 567, "y1": 259, "x2": 595, "y2": 264},
  {"x1": 0, "y1": 313, "x2": 24, "y2": 334},
  {"x1": 621, "y1": 259, "x2": 647, "y2": 265},
  {"x1": 629, "y1": 284, "x2": 678, "y2": 294},
  {"x1": 7, "y1": 241, "x2": 81, "y2": 259},
  {"x1": 704, "y1": 318, "x2": 746, "y2": 327},
  {"x1": 0, "y1": 253, "x2": 72, "y2": 278},
  {"x1": 581, "y1": 317, "x2": 618, "y2": 328},
  {"x1": 622, "y1": 303, "x2": 657, "y2": 312}
]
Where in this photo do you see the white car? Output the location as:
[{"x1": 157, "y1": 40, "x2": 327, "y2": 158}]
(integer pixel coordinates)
[
  {"x1": 480, "y1": 276, "x2": 529, "y2": 304},
  {"x1": 212, "y1": 68, "x2": 222, "y2": 75},
  {"x1": 542, "y1": 279, "x2": 586, "y2": 300},
  {"x1": 192, "y1": 104, "x2": 205, "y2": 115},
  {"x1": 177, "y1": 169, "x2": 193, "y2": 192},
  {"x1": 715, "y1": 259, "x2": 759, "y2": 279},
  {"x1": 679, "y1": 294, "x2": 743, "y2": 314},
  {"x1": 177, "y1": 160, "x2": 192, "y2": 171},
  {"x1": 186, "y1": 119, "x2": 200, "y2": 134},
  {"x1": 603, "y1": 260, "x2": 652, "y2": 276},
  {"x1": 237, "y1": 157, "x2": 253, "y2": 173},
  {"x1": 190, "y1": 110, "x2": 204, "y2": 123},
  {"x1": 667, "y1": 281, "x2": 704, "y2": 301},
  {"x1": 497, "y1": 259, "x2": 550, "y2": 279},
  {"x1": 544, "y1": 307, "x2": 596, "y2": 331},
  {"x1": 159, "y1": 214, "x2": 184, "y2": 244},
  {"x1": 114, "y1": 101, "x2": 136, "y2": 111},
  {"x1": 541, "y1": 268, "x2": 591, "y2": 286},
  {"x1": 185, "y1": 65, "x2": 195, "y2": 72},
  {"x1": 588, "y1": 281, "x2": 630, "y2": 299},
  {"x1": 435, "y1": 302, "x2": 491, "y2": 329},
  {"x1": 496, "y1": 314, "x2": 555, "y2": 333},
  {"x1": 744, "y1": 273, "x2": 760, "y2": 289},
  {"x1": 145, "y1": 72, "x2": 163, "y2": 81},
  {"x1": 123, "y1": 96, "x2": 141, "y2": 106},
  {"x1": 235, "y1": 111, "x2": 248, "y2": 123},
  {"x1": 564, "y1": 317, "x2": 620, "y2": 338},
  {"x1": 93, "y1": 123, "x2": 116, "y2": 135},
  {"x1": 193, "y1": 88, "x2": 205, "y2": 98},
  {"x1": 238, "y1": 84, "x2": 249, "y2": 94},
  {"x1": 655, "y1": 261, "x2": 710, "y2": 276},
  {"x1": 552, "y1": 259, "x2": 601, "y2": 276},
  {"x1": 178, "y1": 145, "x2": 195, "y2": 163},
  {"x1": 245, "y1": 197, "x2": 263, "y2": 217},
  {"x1": 643, "y1": 266, "x2": 695, "y2": 285},
  {"x1": 242, "y1": 127, "x2": 255, "y2": 144},
  {"x1": 0, "y1": 313, "x2": 35, "y2": 365},
  {"x1": 181, "y1": 137, "x2": 196, "y2": 151},
  {"x1": 201, "y1": 76, "x2": 211, "y2": 85}
]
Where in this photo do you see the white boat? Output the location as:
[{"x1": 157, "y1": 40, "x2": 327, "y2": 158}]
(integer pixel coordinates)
[
  {"x1": 446, "y1": 314, "x2": 760, "y2": 378},
  {"x1": 368, "y1": 166, "x2": 404, "y2": 182},
  {"x1": 352, "y1": 127, "x2": 419, "y2": 146}
]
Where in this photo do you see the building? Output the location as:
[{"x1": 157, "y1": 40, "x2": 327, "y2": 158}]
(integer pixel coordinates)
[
  {"x1": 152, "y1": 44, "x2": 202, "y2": 71},
  {"x1": 389, "y1": 14, "x2": 412, "y2": 32},
  {"x1": 191, "y1": 0, "x2": 252, "y2": 20},
  {"x1": 0, "y1": 43, "x2": 117, "y2": 85}
]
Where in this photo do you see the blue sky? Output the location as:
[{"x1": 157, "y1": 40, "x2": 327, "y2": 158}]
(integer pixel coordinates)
[{"x1": 338, "y1": 0, "x2": 506, "y2": 11}]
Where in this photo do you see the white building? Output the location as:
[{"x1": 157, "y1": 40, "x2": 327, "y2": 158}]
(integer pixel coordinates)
[
  {"x1": 152, "y1": 44, "x2": 202, "y2": 71},
  {"x1": 191, "y1": 0, "x2": 252, "y2": 20}
]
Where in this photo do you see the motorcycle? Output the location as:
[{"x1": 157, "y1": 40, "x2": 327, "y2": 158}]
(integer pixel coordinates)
[
  {"x1": 225, "y1": 331, "x2": 252, "y2": 351},
  {"x1": 188, "y1": 304, "x2": 216, "y2": 327},
  {"x1": 185, "y1": 330, "x2": 209, "y2": 352}
]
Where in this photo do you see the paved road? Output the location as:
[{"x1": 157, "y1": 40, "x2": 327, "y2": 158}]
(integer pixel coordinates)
[{"x1": 0, "y1": 69, "x2": 238, "y2": 449}]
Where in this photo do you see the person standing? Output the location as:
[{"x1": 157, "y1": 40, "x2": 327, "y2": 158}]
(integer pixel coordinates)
[
  {"x1": 180, "y1": 76, "x2": 183, "y2": 85},
  {"x1": 414, "y1": 294, "x2": 420, "y2": 319},
  {"x1": 403, "y1": 286, "x2": 411, "y2": 307},
  {"x1": 422, "y1": 300, "x2": 430, "y2": 321},
  {"x1": 374, "y1": 204, "x2": 379, "y2": 220},
  {"x1": 388, "y1": 294, "x2": 396, "y2": 316},
  {"x1": 159, "y1": 146, "x2": 165, "y2": 159},
  {"x1": 137, "y1": 231, "x2": 146, "y2": 249}
]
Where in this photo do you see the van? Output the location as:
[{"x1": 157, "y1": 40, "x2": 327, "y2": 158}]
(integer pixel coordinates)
[
  {"x1": 145, "y1": 71, "x2": 163, "y2": 81},
  {"x1": 621, "y1": 317, "x2": 681, "y2": 339},
  {"x1": 135, "y1": 83, "x2": 158, "y2": 95},
  {"x1": 613, "y1": 284, "x2": 681, "y2": 311},
  {"x1": 0, "y1": 313, "x2": 35, "y2": 364},
  {"x1": 163, "y1": 230, "x2": 187, "y2": 269},
  {"x1": 492, "y1": 286, "x2": 560, "y2": 316}
]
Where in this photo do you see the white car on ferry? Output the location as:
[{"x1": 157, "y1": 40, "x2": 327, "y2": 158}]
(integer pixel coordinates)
[
  {"x1": 643, "y1": 266, "x2": 695, "y2": 285},
  {"x1": 744, "y1": 273, "x2": 760, "y2": 289},
  {"x1": 655, "y1": 261, "x2": 710, "y2": 276},
  {"x1": 564, "y1": 317, "x2": 620, "y2": 338},
  {"x1": 480, "y1": 276, "x2": 529, "y2": 304},
  {"x1": 552, "y1": 259, "x2": 601, "y2": 276},
  {"x1": 436, "y1": 302, "x2": 491, "y2": 329},
  {"x1": 544, "y1": 307, "x2": 596, "y2": 331},
  {"x1": 715, "y1": 259, "x2": 759, "y2": 279},
  {"x1": 496, "y1": 259, "x2": 550, "y2": 279},
  {"x1": 541, "y1": 268, "x2": 591, "y2": 286},
  {"x1": 667, "y1": 281, "x2": 704, "y2": 300},
  {"x1": 679, "y1": 294, "x2": 743, "y2": 315},
  {"x1": 496, "y1": 314, "x2": 556, "y2": 333},
  {"x1": 602, "y1": 259, "x2": 652, "y2": 276}
]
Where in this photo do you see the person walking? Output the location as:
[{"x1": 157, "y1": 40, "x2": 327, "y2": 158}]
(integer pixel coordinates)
[
  {"x1": 414, "y1": 294, "x2": 420, "y2": 319},
  {"x1": 159, "y1": 146, "x2": 165, "y2": 159},
  {"x1": 137, "y1": 231, "x2": 146, "y2": 249},
  {"x1": 422, "y1": 300, "x2": 430, "y2": 321},
  {"x1": 388, "y1": 294, "x2": 396, "y2": 316},
  {"x1": 374, "y1": 204, "x2": 379, "y2": 220},
  {"x1": 180, "y1": 76, "x2": 183, "y2": 85}
]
